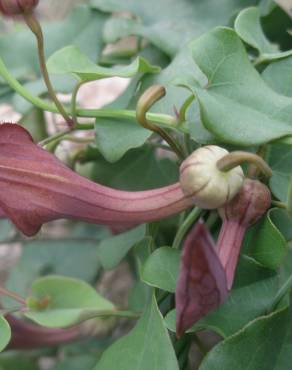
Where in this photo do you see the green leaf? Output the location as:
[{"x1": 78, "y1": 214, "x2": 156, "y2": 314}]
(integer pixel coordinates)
[
  {"x1": 262, "y1": 55, "x2": 292, "y2": 97},
  {"x1": 95, "y1": 118, "x2": 151, "y2": 163},
  {"x1": 199, "y1": 306, "x2": 292, "y2": 370},
  {"x1": 77, "y1": 146, "x2": 178, "y2": 191},
  {"x1": 165, "y1": 256, "x2": 279, "y2": 337},
  {"x1": 268, "y1": 144, "x2": 292, "y2": 201},
  {"x1": 188, "y1": 27, "x2": 292, "y2": 145},
  {"x1": 25, "y1": 276, "x2": 114, "y2": 328},
  {"x1": 4, "y1": 232, "x2": 107, "y2": 306},
  {"x1": 97, "y1": 225, "x2": 146, "y2": 270},
  {"x1": 94, "y1": 295, "x2": 179, "y2": 370},
  {"x1": 141, "y1": 247, "x2": 180, "y2": 293},
  {"x1": 235, "y1": 7, "x2": 292, "y2": 62},
  {"x1": 47, "y1": 45, "x2": 160, "y2": 81},
  {"x1": 0, "y1": 317, "x2": 11, "y2": 353},
  {"x1": 249, "y1": 209, "x2": 287, "y2": 269},
  {"x1": 91, "y1": 0, "x2": 258, "y2": 56}
]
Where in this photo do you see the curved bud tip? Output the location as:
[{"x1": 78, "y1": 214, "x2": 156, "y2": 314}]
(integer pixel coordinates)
[
  {"x1": 0, "y1": 0, "x2": 39, "y2": 16},
  {"x1": 179, "y1": 145, "x2": 244, "y2": 209}
]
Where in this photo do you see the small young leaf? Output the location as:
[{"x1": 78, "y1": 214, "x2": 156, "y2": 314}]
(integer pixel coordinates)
[
  {"x1": 141, "y1": 247, "x2": 180, "y2": 293},
  {"x1": 94, "y1": 295, "x2": 179, "y2": 370},
  {"x1": 47, "y1": 46, "x2": 160, "y2": 81},
  {"x1": 25, "y1": 276, "x2": 114, "y2": 328}
]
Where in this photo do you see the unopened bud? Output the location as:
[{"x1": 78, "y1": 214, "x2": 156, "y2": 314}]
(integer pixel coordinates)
[{"x1": 179, "y1": 146, "x2": 244, "y2": 209}]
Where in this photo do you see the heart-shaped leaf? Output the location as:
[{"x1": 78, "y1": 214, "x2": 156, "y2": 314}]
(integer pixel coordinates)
[
  {"x1": 188, "y1": 27, "x2": 292, "y2": 145},
  {"x1": 25, "y1": 276, "x2": 115, "y2": 328},
  {"x1": 94, "y1": 295, "x2": 179, "y2": 370},
  {"x1": 262, "y1": 55, "x2": 292, "y2": 97}
]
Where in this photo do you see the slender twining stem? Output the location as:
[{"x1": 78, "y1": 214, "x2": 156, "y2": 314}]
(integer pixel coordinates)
[
  {"x1": 0, "y1": 286, "x2": 26, "y2": 305},
  {"x1": 23, "y1": 13, "x2": 73, "y2": 128},
  {"x1": 71, "y1": 81, "x2": 85, "y2": 125},
  {"x1": 179, "y1": 94, "x2": 195, "y2": 124},
  {"x1": 172, "y1": 207, "x2": 202, "y2": 249},
  {"x1": 136, "y1": 85, "x2": 185, "y2": 160},
  {"x1": 247, "y1": 145, "x2": 268, "y2": 178},
  {"x1": 217, "y1": 151, "x2": 272, "y2": 179}
]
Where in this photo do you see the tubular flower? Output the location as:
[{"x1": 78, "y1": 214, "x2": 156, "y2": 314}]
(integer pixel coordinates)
[
  {"x1": 0, "y1": 0, "x2": 38, "y2": 15},
  {"x1": 175, "y1": 179, "x2": 271, "y2": 336},
  {"x1": 0, "y1": 124, "x2": 193, "y2": 236},
  {"x1": 7, "y1": 315, "x2": 80, "y2": 349}
]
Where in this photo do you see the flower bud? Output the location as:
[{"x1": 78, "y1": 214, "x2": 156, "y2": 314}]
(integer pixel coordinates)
[
  {"x1": 179, "y1": 146, "x2": 244, "y2": 209},
  {"x1": 219, "y1": 179, "x2": 271, "y2": 227},
  {"x1": 0, "y1": 0, "x2": 38, "y2": 16}
]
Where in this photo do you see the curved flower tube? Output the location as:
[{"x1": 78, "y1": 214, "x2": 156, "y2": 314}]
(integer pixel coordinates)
[
  {"x1": 175, "y1": 180, "x2": 271, "y2": 336},
  {"x1": 0, "y1": 124, "x2": 193, "y2": 236},
  {"x1": 7, "y1": 315, "x2": 80, "y2": 349}
]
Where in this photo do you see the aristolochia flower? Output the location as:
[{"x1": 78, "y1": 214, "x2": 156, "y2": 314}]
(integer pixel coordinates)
[
  {"x1": 0, "y1": 124, "x2": 193, "y2": 236},
  {"x1": 0, "y1": 0, "x2": 38, "y2": 15},
  {"x1": 176, "y1": 179, "x2": 271, "y2": 336}
]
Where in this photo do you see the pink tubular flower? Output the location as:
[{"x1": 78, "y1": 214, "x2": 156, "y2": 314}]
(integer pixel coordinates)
[
  {"x1": 0, "y1": 124, "x2": 193, "y2": 236},
  {"x1": 176, "y1": 179, "x2": 271, "y2": 336},
  {"x1": 0, "y1": 0, "x2": 38, "y2": 15},
  {"x1": 7, "y1": 315, "x2": 80, "y2": 349}
]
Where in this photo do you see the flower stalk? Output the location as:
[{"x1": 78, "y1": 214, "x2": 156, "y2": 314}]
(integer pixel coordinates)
[{"x1": 23, "y1": 13, "x2": 74, "y2": 128}]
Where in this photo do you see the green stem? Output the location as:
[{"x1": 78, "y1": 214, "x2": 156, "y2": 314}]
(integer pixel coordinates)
[
  {"x1": 271, "y1": 200, "x2": 287, "y2": 209},
  {"x1": 71, "y1": 81, "x2": 85, "y2": 125},
  {"x1": 23, "y1": 13, "x2": 73, "y2": 128},
  {"x1": 172, "y1": 207, "x2": 202, "y2": 249},
  {"x1": 0, "y1": 58, "x2": 178, "y2": 128}
]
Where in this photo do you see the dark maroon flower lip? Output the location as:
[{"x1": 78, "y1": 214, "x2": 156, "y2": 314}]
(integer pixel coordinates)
[
  {"x1": 175, "y1": 220, "x2": 228, "y2": 337},
  {"x1": 0, "y1": 123, "x2": 193, "y2": 236}
]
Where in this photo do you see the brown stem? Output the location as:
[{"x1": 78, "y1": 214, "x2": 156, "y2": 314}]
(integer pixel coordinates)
[
  {"x1": 217, "y1": 151, "x2": 272, "y2": 179},
  {"x1": 136, "y1": 85, "x2": 184, "y2": 160},
  {"x1": 23, "y1": 13, "x2": 73, "y2": 128}
]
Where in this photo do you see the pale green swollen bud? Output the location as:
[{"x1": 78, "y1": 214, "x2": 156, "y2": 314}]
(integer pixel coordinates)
[{"x1": 179, "y1": 145, "x2": 244, "y2": 209}]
